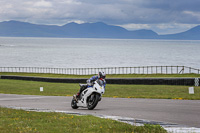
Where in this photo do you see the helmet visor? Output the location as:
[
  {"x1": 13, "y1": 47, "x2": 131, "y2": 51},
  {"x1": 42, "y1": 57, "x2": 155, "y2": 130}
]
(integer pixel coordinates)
[{"x1": 101, "y1": 75, "x2": 106, "y2": 79}]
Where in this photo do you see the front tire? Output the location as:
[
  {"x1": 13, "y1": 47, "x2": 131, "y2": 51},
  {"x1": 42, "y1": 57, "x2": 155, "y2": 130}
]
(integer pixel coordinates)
[
  {"x1": 87, "y1": 93, "x2": 100, "y2": 110},
  {"x1": 71, "y1": 99, "x2": 78, "y2": 109}
]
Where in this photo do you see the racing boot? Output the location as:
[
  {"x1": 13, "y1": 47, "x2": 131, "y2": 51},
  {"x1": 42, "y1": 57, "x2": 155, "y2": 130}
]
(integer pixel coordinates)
[{"x1": 73, "y1": 93, "x2": 80, "y2": 102}]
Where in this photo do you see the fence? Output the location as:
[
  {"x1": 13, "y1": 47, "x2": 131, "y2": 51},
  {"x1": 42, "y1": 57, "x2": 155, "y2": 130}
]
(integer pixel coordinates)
[{"x1": 0, "y1": 66, "x2": 199, "y2": 75}]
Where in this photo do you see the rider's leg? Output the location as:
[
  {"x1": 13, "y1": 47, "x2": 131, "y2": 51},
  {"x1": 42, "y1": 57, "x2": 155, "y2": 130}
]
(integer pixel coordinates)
[
  {"x1": 73, "y1": 85, "x2": 88, "y2": 102},
  {"x1": 76, "y1": 85, "x2": 87, "y2": 98}
]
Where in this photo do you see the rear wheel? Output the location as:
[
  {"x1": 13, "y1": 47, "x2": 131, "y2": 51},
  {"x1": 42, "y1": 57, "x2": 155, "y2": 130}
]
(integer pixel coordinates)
[
  {"x1": 71, "y1": 99, "x2": 78, "y2": 109},
  {"x1": 87, "y1": 93, "x2": 100, "y2": 110}
]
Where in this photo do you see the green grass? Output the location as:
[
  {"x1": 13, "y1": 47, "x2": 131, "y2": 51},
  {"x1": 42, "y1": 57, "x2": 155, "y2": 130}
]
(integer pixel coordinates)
[
  {"x1": 0, "y1": 79, "x2": 78, "y2": 96},
  {"x1": 1, "y1": 72, "x2": 200, "y2": 78},
  {"x1": 105, "y1": 84, "x2": 200, "y2": 100},
  {"x1": 0, "y1": 107, "x2": 167, "y2": 133},
  {"x1": 0, "y1": 79, "x2": 200, "y2": 100}
]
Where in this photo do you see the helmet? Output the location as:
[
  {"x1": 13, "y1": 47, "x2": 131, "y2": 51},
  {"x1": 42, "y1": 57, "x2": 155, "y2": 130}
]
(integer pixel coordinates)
[{"x1": 98, "y1": 71, "x2": 106, "y2": 79}]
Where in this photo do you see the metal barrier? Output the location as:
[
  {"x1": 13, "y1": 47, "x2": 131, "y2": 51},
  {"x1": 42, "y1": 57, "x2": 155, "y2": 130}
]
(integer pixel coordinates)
[
  {"x1": 1, "y1": 75, "x2": 199, "y2": 86},
  {"x1": 0, "y1": 66, "x2": 199, "y2": 75}
]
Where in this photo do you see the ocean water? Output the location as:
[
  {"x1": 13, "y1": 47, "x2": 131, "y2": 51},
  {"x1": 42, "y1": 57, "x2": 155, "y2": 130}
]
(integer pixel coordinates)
[{"x1": 0, "y1": 37, "x2": 200, "y2": 69}]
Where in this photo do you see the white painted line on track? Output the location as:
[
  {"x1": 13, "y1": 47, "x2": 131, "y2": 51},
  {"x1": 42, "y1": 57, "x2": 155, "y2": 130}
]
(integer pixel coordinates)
[{"x1": 0, "y1": 97, "x2": 46, "y2": 101}]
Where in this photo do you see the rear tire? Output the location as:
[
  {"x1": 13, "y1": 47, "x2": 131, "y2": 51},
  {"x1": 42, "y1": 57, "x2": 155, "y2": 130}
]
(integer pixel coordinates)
[
  {"x1": 87, "y1": 93, "x2": 100, "y2": 110},
  {"x1": 71, "y1": 99, "x2": 78, "y2": 109}
]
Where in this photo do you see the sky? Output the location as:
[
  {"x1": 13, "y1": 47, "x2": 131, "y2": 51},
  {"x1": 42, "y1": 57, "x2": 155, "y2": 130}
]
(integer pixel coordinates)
[{"x1": 0, "y1": 0, "x2": 200, "y2": 35}]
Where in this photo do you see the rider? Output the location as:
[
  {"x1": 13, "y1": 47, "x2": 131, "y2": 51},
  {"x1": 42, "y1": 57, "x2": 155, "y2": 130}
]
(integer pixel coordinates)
[{"x1": 74, "y1": 71, "x2": 106, "y2": 100}]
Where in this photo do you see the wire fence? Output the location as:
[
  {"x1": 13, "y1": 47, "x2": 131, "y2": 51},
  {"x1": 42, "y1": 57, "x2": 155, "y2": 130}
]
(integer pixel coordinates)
[{"x1": 0, "y1": 66, "x2": 199, "y2": 75}]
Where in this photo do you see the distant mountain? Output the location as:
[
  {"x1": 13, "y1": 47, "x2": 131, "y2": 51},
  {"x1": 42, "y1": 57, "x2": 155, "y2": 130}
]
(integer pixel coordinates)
[
  {"x1": 0, "y1": 20, "x2": 64, "y2": 37},
  {"x1": 0, "y1": 20, "x2": 200, "y2": 40},
  {"x1": 0, "y1": 20, "x2": 158, "y2": 39},
  {"x1": 159, "y1": 25, "x2": 200, "y2": 40}
]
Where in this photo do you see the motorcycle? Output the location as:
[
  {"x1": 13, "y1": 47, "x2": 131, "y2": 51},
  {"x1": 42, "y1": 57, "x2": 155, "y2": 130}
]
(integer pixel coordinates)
[{"x1": 71, "y1": 79, "x2": 105, "y2": 110}]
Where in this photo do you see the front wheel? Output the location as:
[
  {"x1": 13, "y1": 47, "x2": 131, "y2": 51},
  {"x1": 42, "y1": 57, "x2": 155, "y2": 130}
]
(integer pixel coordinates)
[
  {"x1": 87, "y1": 93, "x2": 100, "y2": 110},
  {"x1": 71, "y1": 99, "x2": 78, "y2": 109}
]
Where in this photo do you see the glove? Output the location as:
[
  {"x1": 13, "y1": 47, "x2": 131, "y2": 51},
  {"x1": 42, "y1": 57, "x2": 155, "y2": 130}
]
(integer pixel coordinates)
[{"x1": 86, "y1": 79, "x2": 90, "y2": 83}]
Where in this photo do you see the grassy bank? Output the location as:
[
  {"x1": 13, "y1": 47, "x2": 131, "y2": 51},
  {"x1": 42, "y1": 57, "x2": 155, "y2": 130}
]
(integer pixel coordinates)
[
  {"x1": 0, "y1": 107, "x2": 167, "y2": 133},
  {"x1": 0, "y1": 79, "x2": 200, "y2": 100},
  {"x1": 1, "y1": 72, "x2": 200, "y2": 78}
]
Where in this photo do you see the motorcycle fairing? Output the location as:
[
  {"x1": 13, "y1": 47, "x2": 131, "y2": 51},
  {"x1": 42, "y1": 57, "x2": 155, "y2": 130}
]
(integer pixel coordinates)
[{"x1": 76, "y1": 80, "x2": 105, "y2": 107}]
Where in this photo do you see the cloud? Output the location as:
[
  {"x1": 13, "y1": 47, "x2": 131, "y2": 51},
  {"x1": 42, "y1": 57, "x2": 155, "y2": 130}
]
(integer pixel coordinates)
[
  {"x1": 1, "y1": 0, "x2": 200, "y2": 24},
  {"x1": 33, "y1": 0, "x2": 52, "y2": 8},
  {"x1": 183, "y1": 11, "x2": 200, "y2": 21},
  {"x1": 119, "y1": 24, "x2": 151, "y2": 30},
  {"x1": 153, "y1": 23, "x2": 198, "y2": 34},
  {"x1": 119, "y1": 23, "x2": 198, "y2": 35},
  {"x1": 0, "y1": 0, "x2": 200, "y2": 34}
]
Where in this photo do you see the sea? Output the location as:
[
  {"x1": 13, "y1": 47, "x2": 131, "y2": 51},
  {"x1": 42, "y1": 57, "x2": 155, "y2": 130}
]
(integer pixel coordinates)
[{"x1": 0, "y1": 37, "x2": 200, "y2": 69}]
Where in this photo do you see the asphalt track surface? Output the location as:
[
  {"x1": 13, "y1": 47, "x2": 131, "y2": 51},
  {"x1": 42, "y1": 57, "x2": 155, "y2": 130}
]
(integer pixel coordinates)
[{"x1": 0, "y1": 94, "x2": 200, "y2": 128}]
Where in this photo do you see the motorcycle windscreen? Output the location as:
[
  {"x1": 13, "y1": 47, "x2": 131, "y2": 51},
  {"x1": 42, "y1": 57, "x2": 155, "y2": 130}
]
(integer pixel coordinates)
[{"x1": 96, "y1": 79, "x2": 104, "y2": 87}]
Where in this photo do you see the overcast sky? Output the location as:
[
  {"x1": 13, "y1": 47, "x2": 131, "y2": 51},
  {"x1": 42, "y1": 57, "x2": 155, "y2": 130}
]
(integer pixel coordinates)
[{"x1": 0, "y1": 0, "x2": 200, "y2": 34}]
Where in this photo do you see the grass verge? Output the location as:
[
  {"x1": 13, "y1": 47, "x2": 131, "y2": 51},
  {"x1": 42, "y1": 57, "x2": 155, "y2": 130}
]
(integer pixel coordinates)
[
  {"x1": 0, "y1": 107, "x2": 167, "y2": 133},
  {"x1": 0, "y1": 79, "x2": 200, "y2": 100}
]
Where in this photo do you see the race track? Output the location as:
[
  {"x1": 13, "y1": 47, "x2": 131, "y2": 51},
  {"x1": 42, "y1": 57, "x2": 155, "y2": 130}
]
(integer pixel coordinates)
[{"x1": 0, "y1": 94, "x2": 200, "y2": 129}]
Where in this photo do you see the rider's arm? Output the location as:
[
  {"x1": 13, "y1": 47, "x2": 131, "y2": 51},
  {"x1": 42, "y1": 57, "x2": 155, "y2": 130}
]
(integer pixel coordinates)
[
  {"x1": 88, "y1": 76, "x2": 98, "y2": 82},
  {"x1": 104, "y1": 80, "x2": 106, "y2": 89}
]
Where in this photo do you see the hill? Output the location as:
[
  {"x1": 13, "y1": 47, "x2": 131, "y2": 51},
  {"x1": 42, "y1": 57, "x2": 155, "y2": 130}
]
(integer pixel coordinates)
[
  {"x1": 0, "y1": 20, "x2": 158, "y2": 39},
  {"x1": 159, "y1": 25, "x2": 200, "y2": 40},
  {"x1": 0, "y1": 20, "x2": 200, "y2": 40}
]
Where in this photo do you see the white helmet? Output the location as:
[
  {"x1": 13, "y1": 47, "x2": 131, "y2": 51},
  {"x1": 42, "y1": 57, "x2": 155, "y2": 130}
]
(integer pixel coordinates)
[{"x1": 98, "y1": 71, "x2": 106, "y2": 79}]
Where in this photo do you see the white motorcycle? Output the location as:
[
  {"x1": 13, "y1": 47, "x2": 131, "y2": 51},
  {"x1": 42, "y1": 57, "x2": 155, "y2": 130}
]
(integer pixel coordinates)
[{"x1": 71, "y1": 79, "x2": 105, "y2": 110}]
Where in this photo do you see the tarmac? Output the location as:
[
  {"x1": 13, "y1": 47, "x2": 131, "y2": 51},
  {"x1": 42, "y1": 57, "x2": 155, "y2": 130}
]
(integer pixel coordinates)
[{"x1": 1, "y1": 93, "x2": 200, "y2": 132}]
